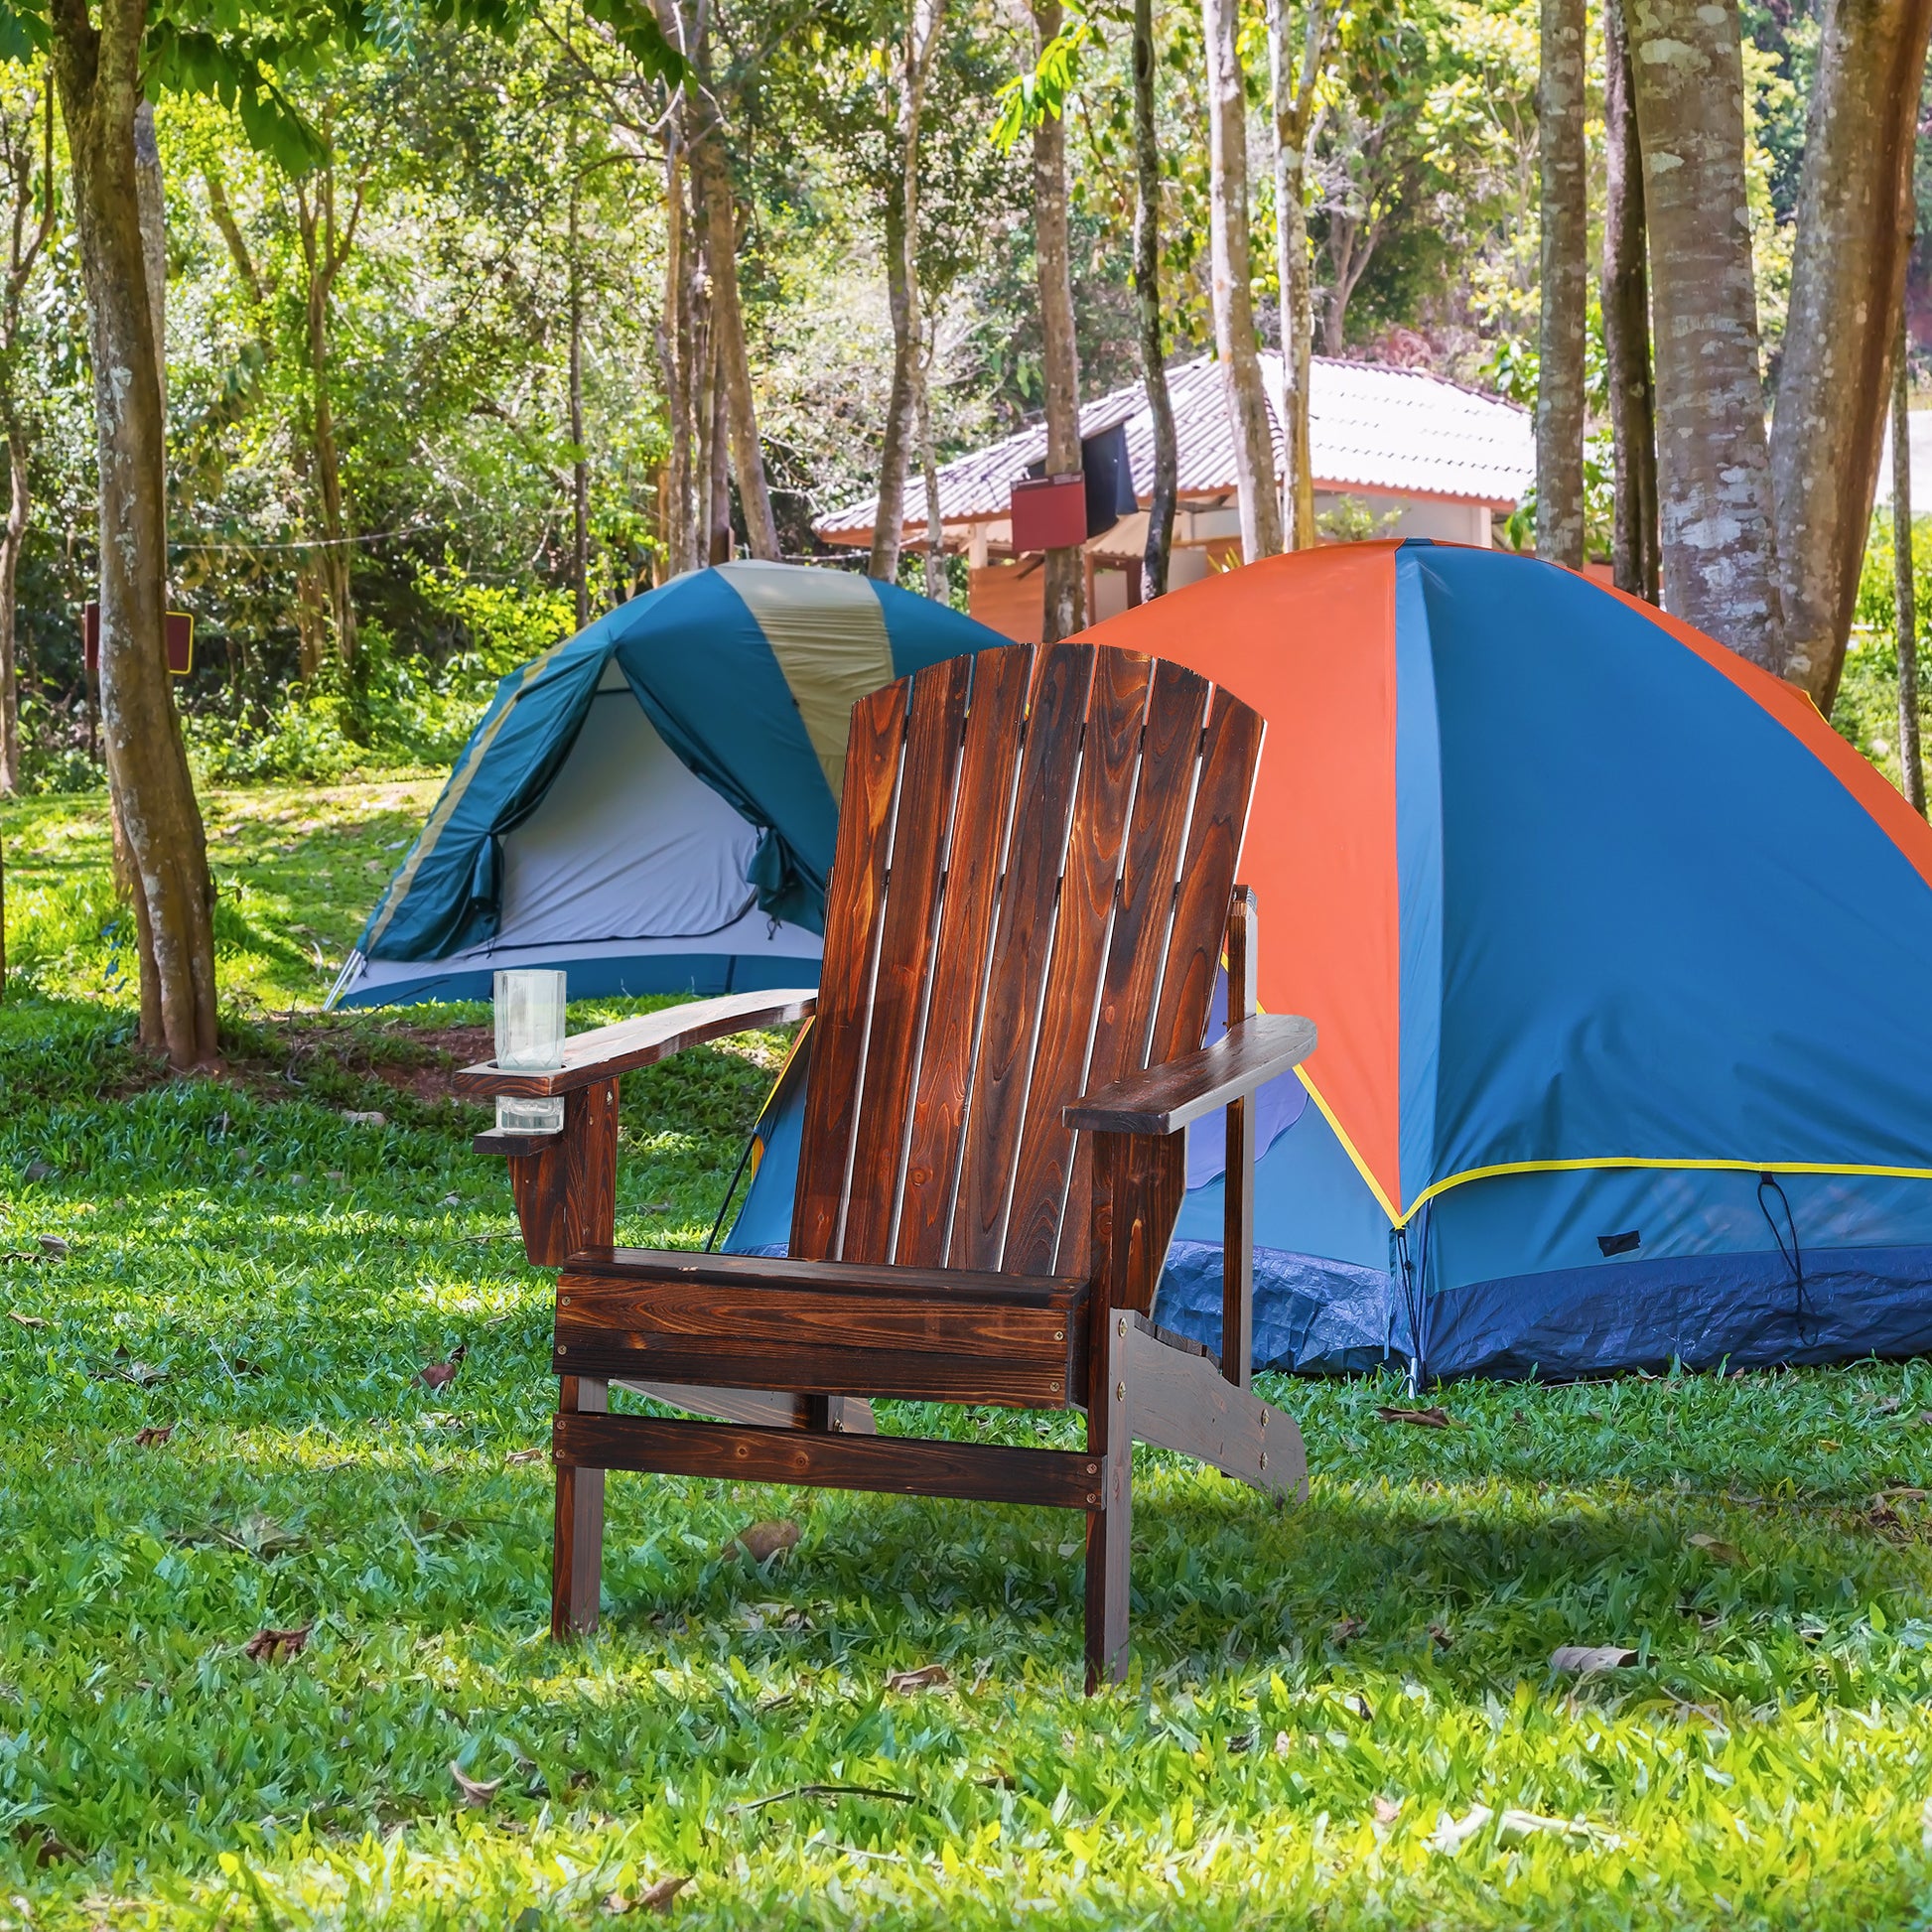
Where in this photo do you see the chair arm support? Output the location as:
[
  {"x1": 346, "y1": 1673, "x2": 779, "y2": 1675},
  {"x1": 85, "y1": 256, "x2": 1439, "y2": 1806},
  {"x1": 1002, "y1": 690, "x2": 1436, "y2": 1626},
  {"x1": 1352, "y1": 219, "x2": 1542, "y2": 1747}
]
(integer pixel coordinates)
[
  {"x1": 455, "y1": 988, "x2": 817, "y2": 1098},
  {"x1": 1062, "y1": 1013, "x2": 1316, "y2": 1137}
]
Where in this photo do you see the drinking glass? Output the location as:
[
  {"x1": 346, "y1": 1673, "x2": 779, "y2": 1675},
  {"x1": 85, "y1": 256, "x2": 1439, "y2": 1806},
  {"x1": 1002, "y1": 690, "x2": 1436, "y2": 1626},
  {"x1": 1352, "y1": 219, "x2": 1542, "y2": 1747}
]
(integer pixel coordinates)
[{"x1": 493, "y1": 969, "x2": 567, "y2": 1134}]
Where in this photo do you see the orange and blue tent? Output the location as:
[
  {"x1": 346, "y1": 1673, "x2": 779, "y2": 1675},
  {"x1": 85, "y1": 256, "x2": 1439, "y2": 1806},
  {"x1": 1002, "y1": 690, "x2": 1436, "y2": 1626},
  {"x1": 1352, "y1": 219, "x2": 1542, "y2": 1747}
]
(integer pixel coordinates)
[{"x1": 1094, "y1": 537, "x2": 1932, "y2": 1379}]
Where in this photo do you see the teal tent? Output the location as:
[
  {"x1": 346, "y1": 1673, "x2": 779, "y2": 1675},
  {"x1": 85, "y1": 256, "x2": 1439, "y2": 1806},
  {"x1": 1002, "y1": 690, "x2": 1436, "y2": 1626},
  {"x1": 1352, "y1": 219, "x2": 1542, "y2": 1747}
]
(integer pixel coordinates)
[{"x1": 331, "y1": 563, "x2": 1004, "y2": 1007}]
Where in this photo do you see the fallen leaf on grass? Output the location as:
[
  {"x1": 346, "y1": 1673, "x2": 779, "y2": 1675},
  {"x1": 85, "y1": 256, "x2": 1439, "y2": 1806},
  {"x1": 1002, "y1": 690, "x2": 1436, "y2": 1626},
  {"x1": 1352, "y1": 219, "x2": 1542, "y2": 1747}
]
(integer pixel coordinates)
[
  {"x1": 1551, "y1": 1644, "x2": 1637, "y2": 1675},
  {"x1": 36, "y1": 1234, "x2": 69, "y2": 1259},
  {"x1": 604, "y1": 1877, "x2": 689, "y2": 1914},
  {"x1": 14, "y1": 1824, "x2": 79, "y2": 1865},
  {"x1": 1497, "y1": 1807, "x2": 1623, "y2": 1845},
  {"x1": 728, "y1": 1518, "x2": 801, "y2": 1564},
  {"x1": 243, "y1": 1624, "x2": 311, "y2": 1664},
  {"x1": 1920, "y1": 1411, "x2": 1932, "y2": 1427},
  {"x1": 1431, "y1": 1804, "x2": 1493, "y2": 1854},
  {"x1": 1376, "y1": 1404, "x2": 1454, "y2": 1429},
  {"x1": 21, "y1": 1160, "x2": 54, "y2": 1182},
  {"x1": 343, "y1": 1110, "x2": 388, "y2": 1127},
  {"x1": 886, "y1": 1664, "x2": 950, "y2": 1694},
  {"x1": 133, "y1": 1425, "x2": 174, "y2": 1448},
  {"x1": 1817, "y1": 1439, "x2": 1843, "y2": 1452},
  {"x1": 1329, "y1": 1614, "x2": 1364, "y2": 1647},
  {"x1": 1428, "y1": 1622, "x2": 1453, "y2": 1648},
  {"x1": 1273, "y1": 1731, "x2": 1293, "y2": 1758},
  {"x1": 505, "y1": 1447, "x2": 546, "y2": 1465},
  {"x1": 120, "y1": 1361, "x2": 168, "y2": 1388},
  {"x1": 230, "y1": 1511, "x2": 302, "y2": 1558},
  {"x1": 420, "y1": 1343, "x2": 469, "y2": 1390},
  {"x1": 1688, "y1": 1532, "x2": 1742, "y2": 1564},
  {"x1": 726, "y1": 1783, "x2": 917, "y2": 1815},
  {"x1": 1373, "y1": 1795, "x2": 1403, "y2": 1825},
  {"x1": 6, "y1": 1310, "x2": 47, "y2": 1328},
  {"x1": 450, "y1": 1761, "x2": 502, "y2": 1807}
]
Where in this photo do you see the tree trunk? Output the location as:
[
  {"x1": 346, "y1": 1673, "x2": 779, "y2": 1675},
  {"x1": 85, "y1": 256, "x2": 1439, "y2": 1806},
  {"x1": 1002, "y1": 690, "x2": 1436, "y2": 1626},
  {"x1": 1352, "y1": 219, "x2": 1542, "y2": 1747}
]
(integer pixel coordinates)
[
  {"x1": 1203, "y1": 0, "x2": 1283, "y2": 561},
  {"x1": 1535, "y1": 0, "x2": 1587, "y2": 567},
  {"x1": 688, "y1": 101, "x2": 780, "y2": 561},
  {"x1": 1133, "y1": 0, "x2": 1177, "y2": 599},
  {"x1": 569, "y1": 172, "x2": 589, "y2": 629},
  {"x1": 870, "y1": 178, "x2": 913, "y2": 581},
  {"x1": 705, "y1": 322, "x2": 732, "y2": 564},
  {"x1": 1321, "y1": 208, "x2": 1387, "y2": 356},
  {"x1": 1893, "y1": 297, "x2": 1924, "y2": 812},
  {"x1": 1031, "y1": 0, "x2": 1085, "y2": 638},
  {"x1": 1769, "y1": 0, "x2": 1932, "y2": 708},
  {"x1": 1601, "y1": 0, "x2": 1659, "y2": 601},
  {"x1": 1627, "y1": 0, "x2": 1782, "y2": 664},
  {"x1": 53, "y1": 5, "x2": 219, "y2": 1068},
  {"x1": 656, "y1": 128, "x2": 699, "y2": 577},
  {"x1": 294, "y1": 169, "x2": 359, "y2": 666},
  {"x1": 0, "y1": 431, "x2": 27, "y2": 794},
  {"x1": 1271, "y1": 0, "x2": 1324, "y2": 551},
  {"x1": 916, "y1": 317, "x2": 947, "y2": 599}
]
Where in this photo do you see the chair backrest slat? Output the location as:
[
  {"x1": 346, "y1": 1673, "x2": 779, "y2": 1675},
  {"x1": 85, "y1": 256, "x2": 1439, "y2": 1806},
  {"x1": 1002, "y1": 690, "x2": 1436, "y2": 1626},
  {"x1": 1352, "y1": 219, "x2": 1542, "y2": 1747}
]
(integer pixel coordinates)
[{"x1": 790, "y1": 641, "x2": 1263, "y2": 1282}]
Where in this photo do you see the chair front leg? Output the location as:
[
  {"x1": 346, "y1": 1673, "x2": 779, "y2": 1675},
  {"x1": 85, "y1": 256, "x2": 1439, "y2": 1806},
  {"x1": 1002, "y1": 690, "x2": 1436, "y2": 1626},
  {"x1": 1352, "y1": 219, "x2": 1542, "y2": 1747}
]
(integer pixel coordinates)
[
  {"x1": 1084, "y1": 1302, "x2": 1133, "y2": 1690},
  {"x1": 552, "y1": 1373, "x2": 607, "y2": 1637}
]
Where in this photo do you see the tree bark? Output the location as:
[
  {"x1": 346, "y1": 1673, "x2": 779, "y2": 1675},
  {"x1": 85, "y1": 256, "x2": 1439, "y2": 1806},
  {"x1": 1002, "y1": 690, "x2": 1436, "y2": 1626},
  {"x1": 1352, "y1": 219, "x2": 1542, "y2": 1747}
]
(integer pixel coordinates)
[
  {"x1": 1535, "y1": 0, "x2": 1587, "y2": 567},
  {"x1": 688, "y1": 97, "x2": 780, "y2": 561},
  {"x1": 1601, "y1": 0, "x2": 1659, "y2": 601},
  {"x1": 1769, "y1": 0, "x2": 1932, "y2": 707},
  {"x1": 655, "y1": 125, "x2": 700, "y2": 577},
  {"x1": 870, "y1": 178, "x2": 913, "y2": 581},
  {"x1": 1893, "y1": 297, "x2": 1924, "y2": 812},
  {"x1": 0, "y1": 77, "x2": 54, "y2": 798},
  {"x1": 53, "y1": 0, "x2": 218, "y2": 1067},
  {"x1": 1031, "y1": 0, "x2": 1085, "y2": 638},
  {"x1": 294, "y1": 165, "x2": 361, "y2": 666},
  {"x1": 1271, "y1": 0, "x2": 1325, "y2": 550},
  {"x1": 1133, "y1": 0, "x2": 1177, "y2": 598},
  {"x1": 1626, "y1": 0, "x2": 1782, "y2": 665},
  {"x1": 705, "y1": 320, "x2": 732, "y2": 564},
  {"x1": 569, "y1": 169, "x2": 589, "y2": 629},
  {"x1": 1203, "y1": 0, "x2": 1284, "y2": 560},
  {"x1": 916, "y1": 316, "x2": 946, "y2": 599}
]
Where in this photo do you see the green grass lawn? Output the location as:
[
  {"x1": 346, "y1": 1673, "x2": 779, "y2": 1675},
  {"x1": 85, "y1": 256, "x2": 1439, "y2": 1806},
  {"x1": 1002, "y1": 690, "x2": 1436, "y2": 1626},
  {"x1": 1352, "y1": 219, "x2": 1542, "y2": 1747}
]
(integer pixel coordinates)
[{"x1": 5, "y1": 784, "x2": 1932, "y2": 1927}]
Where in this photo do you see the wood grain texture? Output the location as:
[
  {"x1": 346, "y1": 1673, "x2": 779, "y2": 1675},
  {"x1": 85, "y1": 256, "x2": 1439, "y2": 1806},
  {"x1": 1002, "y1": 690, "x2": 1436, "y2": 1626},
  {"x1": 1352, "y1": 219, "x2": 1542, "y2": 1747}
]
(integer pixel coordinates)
[
  {"x1": 1087, "y1": 1128, "x2": 1187, "y2": 1319},
  {"x1": 505, "y1": 1136, "x2": 569, "y2": 1267},
  {"x1": 554, "y1": 1263, "x2": 1084, "y2": 1409},
  {"x1": 455, "y1": 990, "x2": 817, "y2": 1098},
  {"x1": 1126, "y1": 1315, "x2": 1305, "y2": 1497},
  {"x1": 1003, "y1": 647, "x2": 1152, "y2": 1278},
  {"x1": 1057, "y1": 660, "x2": 1212, "y2": 1270},
  {"x1": 791, "y1": 680, "x2": 910, "y2": 1261},
  {"x1": 613, "y1": 1378, "x2": 820, "y2": 1430},
  {"x1": 1084, "y1": 1305, "x2": 1133, "y2": 1691},
  {"x1": 563, "y1": 1079, "x2": 620, "y2": 1257},
  {"x1": 554, "y1": 1411, "x2": 1103, "y2": 1508},
  {"x1": 552, "y1": 1375, "x2": 606, "y2": 1638},
  {"x1": 950, "y1": 641, "x2": 1095, "y2": 1269},
  {"x1": 896, "y1": 647, "x2": 1034, "y2": 1267},
  {"x1": 1149, "y1": 687, "x2": 1266, "y2": 1070},
  {"x1": 1064, "y1": 1014, "x2": 1316, "y2": 1136},
  {"x1": 475, "y1": 1126, "x2": 563, "y2": 1158},
  {"x1": 1222, "y1": 889, "x2": 1257, "y2": 1391},
  {"x1": 841, "y1": 653, "x2": 972, "y2": 1264}
]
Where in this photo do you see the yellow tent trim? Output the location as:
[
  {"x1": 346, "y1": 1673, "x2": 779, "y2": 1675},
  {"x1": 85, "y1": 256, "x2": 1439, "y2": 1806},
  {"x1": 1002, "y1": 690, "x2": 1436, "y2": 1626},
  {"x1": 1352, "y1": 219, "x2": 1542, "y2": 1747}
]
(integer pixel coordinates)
[{"x1": 1292, "y1": 1065, "x2": 1404, "y2": 1226}]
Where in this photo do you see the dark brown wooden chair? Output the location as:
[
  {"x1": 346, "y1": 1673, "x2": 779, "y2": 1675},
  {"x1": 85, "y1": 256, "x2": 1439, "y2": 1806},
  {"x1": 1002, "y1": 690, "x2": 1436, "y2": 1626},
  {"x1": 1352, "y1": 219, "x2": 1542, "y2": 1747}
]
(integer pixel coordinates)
[{"x1": 458, "y1": 640, "x2": 1315, "y2": 1689}]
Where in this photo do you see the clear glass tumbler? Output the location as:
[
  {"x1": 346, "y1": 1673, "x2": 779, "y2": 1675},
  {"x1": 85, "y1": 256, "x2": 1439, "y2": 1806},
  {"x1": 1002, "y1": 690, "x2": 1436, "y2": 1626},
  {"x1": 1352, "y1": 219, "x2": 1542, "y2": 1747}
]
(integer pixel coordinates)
[{"x1": 493, "y1": 969, "x2": 567, "y2": 1134}]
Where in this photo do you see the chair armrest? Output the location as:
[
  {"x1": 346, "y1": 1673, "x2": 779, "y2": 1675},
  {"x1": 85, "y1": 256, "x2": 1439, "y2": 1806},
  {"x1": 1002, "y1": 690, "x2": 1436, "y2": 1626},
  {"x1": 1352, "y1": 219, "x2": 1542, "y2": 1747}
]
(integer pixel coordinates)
[
  {"x1": 1062, "y1": 1013, "x2": 1316, "y2": 1137},
  {"x1": 454, "y1": 988, "x2": 817, "y2": 1099}
]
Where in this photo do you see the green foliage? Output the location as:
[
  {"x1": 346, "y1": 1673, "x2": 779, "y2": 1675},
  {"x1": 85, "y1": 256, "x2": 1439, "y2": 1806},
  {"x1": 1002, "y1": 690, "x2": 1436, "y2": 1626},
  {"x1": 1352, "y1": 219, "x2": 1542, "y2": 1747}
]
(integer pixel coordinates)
[{"x1": 7, "y1": 782, "x2": 1932, "y2": 1924}]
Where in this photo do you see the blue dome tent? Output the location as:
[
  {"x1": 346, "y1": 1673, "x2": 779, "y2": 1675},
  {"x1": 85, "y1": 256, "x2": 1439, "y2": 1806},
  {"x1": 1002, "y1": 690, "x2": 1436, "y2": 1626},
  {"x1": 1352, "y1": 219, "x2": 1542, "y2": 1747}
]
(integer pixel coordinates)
[
  {"x1": 330, "y1": 563, "x2": 1005, "y2": 1008},
  {"x1": 735, "y1": 542, "x2": 1932, "y2": 1381}
]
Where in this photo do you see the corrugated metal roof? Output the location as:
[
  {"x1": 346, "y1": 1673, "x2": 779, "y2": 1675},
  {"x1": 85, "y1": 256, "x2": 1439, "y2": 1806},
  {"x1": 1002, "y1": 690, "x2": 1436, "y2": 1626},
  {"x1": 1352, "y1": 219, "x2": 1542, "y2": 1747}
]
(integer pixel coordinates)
[{"x1": 814, "y1": 351, "x2": 1533, "y2": 543}]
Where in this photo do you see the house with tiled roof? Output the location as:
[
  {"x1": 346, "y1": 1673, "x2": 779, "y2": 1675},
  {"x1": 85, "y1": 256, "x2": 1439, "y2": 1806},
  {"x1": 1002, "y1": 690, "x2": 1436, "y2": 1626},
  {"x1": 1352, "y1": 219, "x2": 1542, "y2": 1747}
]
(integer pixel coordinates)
[{"x1": 813, "y1": 351, "x2": 1534, "y2": 641}]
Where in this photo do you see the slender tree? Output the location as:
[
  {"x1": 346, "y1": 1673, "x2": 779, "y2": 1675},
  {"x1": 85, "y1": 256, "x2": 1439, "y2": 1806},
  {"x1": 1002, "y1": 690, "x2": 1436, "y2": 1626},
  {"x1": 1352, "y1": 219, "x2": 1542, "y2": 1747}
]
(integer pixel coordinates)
[
  {"x1": 569, "y1": 163, "x2": 589, "y2": 628},
  {"x1": 1030, "y1": 0, "x2": 1084, "y2": 639},
  {"x1": 870, "y1": 0, "x2": 947, "y2": 586},
  {"x1": 1625, "y1": 0, "x2": 1782, "y2": 664},
  {"x1": 1131, "y1": 0, "x2": 1176, "y2": 597},
  {"x1": 1270, "y1": 0, "x2": 1326, "y2": 551},
  {"x1": 0, "y1": 76, "x2": 56, "y2": 796},
  {"x1": 1894, "y1": 265, "x2": 1925, "y2": 812},
  {"x1": 1202, "y1": 0, "x2": 1283, "y2": 559},
  {"x1": 1768, "y1": 0, "x2": 1932, "y2": 708},
  {"x1": 1600, "y1": 0, "x2": 1658, "y2": 601},
  {"x1": 1535, "y1": 0, "x2": 1586, "y2": 567}
]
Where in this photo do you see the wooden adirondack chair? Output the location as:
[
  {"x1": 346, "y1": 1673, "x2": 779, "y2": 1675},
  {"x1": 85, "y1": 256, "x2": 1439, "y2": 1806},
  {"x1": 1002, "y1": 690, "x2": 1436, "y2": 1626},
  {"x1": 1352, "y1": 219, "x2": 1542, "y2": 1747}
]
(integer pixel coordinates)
[{"x1": 457, "y1": 640, "x2": 1316, "y2": 1689}]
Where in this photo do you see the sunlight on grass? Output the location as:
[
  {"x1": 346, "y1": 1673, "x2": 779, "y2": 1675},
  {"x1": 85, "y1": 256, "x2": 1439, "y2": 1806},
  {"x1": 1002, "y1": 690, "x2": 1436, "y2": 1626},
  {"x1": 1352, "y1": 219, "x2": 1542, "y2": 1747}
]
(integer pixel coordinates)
[{"x1": 4, "y1": 784, "x2": 1932, "y2": 1925}]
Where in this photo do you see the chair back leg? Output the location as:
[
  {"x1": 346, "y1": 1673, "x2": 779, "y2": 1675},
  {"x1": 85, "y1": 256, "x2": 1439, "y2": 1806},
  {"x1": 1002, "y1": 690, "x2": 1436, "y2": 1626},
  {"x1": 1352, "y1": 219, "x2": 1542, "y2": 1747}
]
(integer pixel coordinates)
[
  {"x1": 1084, "y1": 1308, "x2": 1133, "y2": 1690},
  {"x1": 552, "y1": 1375, "x2": 607, "y2": 1637}
]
